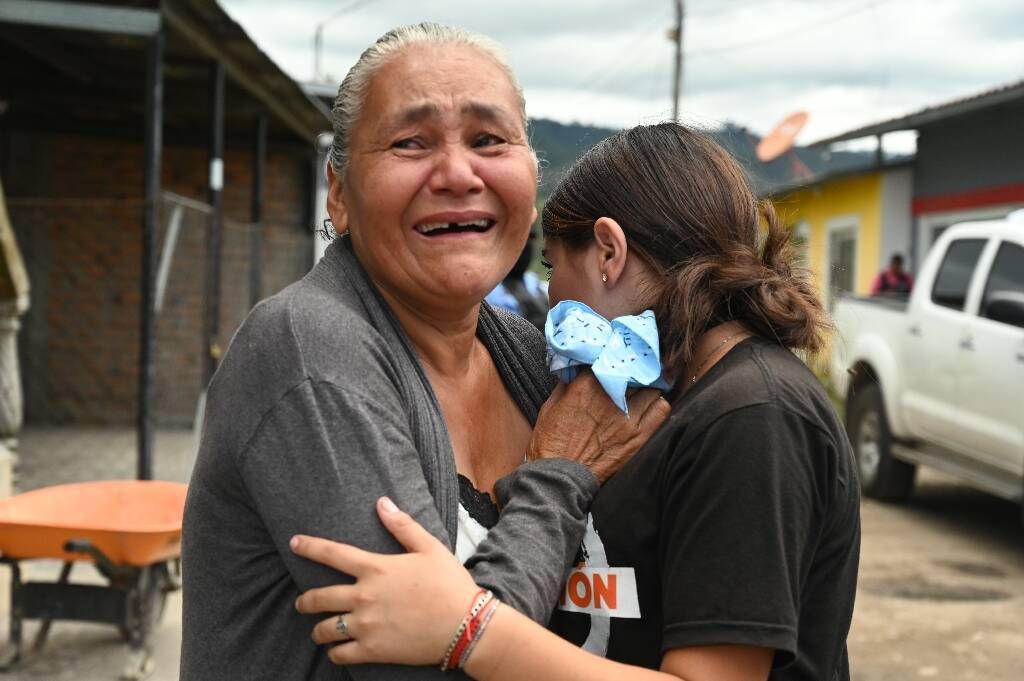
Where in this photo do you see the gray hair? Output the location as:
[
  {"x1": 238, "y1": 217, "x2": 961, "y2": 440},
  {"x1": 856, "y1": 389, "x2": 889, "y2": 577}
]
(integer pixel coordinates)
[{"x1": 329, "y1": 22, "x2": 529, "y2": 174}]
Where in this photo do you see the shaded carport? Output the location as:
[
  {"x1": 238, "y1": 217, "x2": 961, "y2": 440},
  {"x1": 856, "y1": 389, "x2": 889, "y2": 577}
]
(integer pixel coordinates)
[{"x1": 0, "y1": 0, "x2": 330, "y2": 479}]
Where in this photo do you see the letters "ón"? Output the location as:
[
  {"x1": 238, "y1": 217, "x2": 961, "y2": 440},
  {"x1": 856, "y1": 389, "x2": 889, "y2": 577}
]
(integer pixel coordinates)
[{"x1": 557, "y1": 567, "x2": 642, "y2": 619}]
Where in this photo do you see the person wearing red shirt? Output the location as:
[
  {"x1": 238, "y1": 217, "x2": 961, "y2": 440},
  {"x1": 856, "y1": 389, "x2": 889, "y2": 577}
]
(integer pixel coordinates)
[{"x1": 871, "y1": 254, "x2": 914, "y2": 295}]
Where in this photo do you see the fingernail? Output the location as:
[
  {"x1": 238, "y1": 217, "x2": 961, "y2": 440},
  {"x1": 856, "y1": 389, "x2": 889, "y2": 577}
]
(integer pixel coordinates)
[
  {"x1": 380, "y1": 496, "x2": 399, "y2": 513},
  {"x1": 290, "y1": 535, "x2": 300, "y2": 551}
]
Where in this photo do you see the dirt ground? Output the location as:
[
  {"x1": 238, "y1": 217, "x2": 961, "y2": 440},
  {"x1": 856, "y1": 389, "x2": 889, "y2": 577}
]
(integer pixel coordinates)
[{"x1": 849, "y1": 468, "x2": 1023, "y2": 681}]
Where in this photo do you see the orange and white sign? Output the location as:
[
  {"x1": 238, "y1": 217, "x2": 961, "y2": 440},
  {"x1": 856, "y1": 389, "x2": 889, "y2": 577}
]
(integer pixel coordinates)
[{"x1": 558, "y1": 567, "x2": 641, "y2": 619}]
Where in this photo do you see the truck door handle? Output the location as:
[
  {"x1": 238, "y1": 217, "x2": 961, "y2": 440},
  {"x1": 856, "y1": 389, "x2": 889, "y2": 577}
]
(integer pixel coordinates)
[
  {"x1": 1017, "y1": 352, "x2": 1024, "y2": 363},
  {"x1": 959, "y1": 337, "x2": 975, "y2": 351},
  {"x1": 908, "y1": 324, "x2": 922, "y2": 337}
]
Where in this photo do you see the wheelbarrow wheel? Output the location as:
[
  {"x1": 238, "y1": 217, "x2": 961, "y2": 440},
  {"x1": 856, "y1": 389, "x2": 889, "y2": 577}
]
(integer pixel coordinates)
[
  {"x1": 119, "y1": 564, "x2": 169, "y2": 642},
  {"x1": 118, "y1": 594, "x2": 167, "y2": 642}
]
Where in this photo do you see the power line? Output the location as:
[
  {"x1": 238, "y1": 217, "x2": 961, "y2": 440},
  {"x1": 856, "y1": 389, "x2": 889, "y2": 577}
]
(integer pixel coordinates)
[
  {"x1": 686, "y1": 0, "x2": 897, "y2": 59},
  {"x1": 687, "y1": 0, "x2": 796, "y2": 22},
  {"x1": 320, "y1": 0, "x2": 376, "y2": 27},
  {"x1": 313, "y1": 0, "x2": 377, "y2": 81},
  {"x1": 565, "y1": 0, "x2": 895, "y2": 116},
  {"x1": 569, "y1": 8, "x2": 674, "y2": 95}
]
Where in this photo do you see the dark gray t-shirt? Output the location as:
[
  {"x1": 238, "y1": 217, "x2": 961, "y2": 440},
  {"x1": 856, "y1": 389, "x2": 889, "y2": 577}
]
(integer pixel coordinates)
[
  {"x1": 549, "y1": 337, "x2": 860, "y2": 680},
  {"x1": 180, "y1": 238, "x2": 597, "y2": 680}
]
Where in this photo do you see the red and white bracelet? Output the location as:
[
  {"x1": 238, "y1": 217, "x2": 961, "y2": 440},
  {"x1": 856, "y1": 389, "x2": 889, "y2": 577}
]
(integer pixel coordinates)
[
  {"x1": 457, "y1": 597, "x2": 500, "y2": 670},
  {"x1": 440, "y1": 589, "x2": 501, "y2": 672}
]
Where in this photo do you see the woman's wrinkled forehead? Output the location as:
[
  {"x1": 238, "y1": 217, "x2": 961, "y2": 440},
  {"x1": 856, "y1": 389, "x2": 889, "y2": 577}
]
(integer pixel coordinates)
[{"x1": 356, "y1": 44, "x2": 527, "y2": 139}]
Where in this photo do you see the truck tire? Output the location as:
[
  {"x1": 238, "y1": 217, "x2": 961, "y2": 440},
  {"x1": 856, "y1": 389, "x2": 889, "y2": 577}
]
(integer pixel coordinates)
[{"x1": 846, "y1": 383, "x2": 916, "y2": 500}]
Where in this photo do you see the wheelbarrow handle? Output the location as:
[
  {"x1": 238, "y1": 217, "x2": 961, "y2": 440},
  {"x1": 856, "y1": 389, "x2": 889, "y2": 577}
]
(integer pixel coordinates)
[{"x1": 63, "y1": 539, "x2": 135, "y2": 582}]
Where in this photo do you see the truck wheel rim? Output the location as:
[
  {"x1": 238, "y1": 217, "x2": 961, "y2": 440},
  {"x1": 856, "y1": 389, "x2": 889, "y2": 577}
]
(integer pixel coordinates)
[{"x1": 858, "y1": 411, "x2": 881, "y2": 485}]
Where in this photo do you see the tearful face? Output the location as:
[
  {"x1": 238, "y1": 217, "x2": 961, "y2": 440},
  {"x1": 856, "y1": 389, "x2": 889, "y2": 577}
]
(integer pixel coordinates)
[{"x1": 329, "y1": 44, "x2": 538, "y2": 315}]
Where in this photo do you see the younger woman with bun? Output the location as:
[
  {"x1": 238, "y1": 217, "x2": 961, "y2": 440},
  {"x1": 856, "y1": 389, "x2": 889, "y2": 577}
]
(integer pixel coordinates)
[{"x1": 291, "y1": 122, "x2": 861, "y2": 681}]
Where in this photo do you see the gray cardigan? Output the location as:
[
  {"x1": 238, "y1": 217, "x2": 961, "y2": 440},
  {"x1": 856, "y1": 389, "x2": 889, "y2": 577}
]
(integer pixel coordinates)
[{"x1": 180, "y1": 237, "x2": 598, "y2": 681}]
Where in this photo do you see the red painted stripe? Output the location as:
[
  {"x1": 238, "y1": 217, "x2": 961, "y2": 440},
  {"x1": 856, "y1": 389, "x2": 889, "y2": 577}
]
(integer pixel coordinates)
[{"x1": 913, "y1": 182, "x2": 1024, "y2": 215}]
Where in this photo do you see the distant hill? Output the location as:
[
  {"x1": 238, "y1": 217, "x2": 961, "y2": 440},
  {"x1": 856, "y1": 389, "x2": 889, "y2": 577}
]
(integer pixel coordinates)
[
  {"x1": 300, "y1": 83, "x2": 877, "y2": 197},
  {"x1": 527, "y1": 118, "x2": 877, "y2": 199},
  {"x1": 529, "y1": 119, "x2": 619, "y2": 194}
]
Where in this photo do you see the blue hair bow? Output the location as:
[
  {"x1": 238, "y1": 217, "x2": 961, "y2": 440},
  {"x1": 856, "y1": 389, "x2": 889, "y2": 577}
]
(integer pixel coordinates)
[{"x1": 545, "y1": 300, "x2": 672, "y2": 413}]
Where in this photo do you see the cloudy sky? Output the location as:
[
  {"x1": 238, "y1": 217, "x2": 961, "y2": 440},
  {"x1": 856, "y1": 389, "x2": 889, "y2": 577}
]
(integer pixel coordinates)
[{"x1": 220, "y1": 0, "x2": 1024, "y2": 145}]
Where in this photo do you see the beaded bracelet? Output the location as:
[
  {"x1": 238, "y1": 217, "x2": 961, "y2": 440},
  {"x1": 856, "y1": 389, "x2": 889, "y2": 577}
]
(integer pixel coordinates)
[
  {"x1": 445, "y1": 594, "x2": 496, "y2": 671},
  {"x1": 457, "y1": 598, "x2": 500, "y2": 670},
  {"x1": 445, "y1": 594, "x2": 499, "y2": 671},
  {"x1": 440, "y1": 590, "x2": 492, "y2": 672}
]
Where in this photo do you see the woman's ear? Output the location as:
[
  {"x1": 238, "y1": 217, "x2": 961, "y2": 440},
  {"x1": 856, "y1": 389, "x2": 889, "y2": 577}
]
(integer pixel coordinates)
[
  {"x1": 592, "y1": 217, "x2": 628, "y2": 286},
  {"x1": 326, "y1": 164, "x2": 349, "y2": 236}
]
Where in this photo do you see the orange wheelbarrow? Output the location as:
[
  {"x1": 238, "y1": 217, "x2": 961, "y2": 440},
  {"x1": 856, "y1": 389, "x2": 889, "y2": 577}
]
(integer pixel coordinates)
[{"x1": 0, "y1": 480, "x2": 187, "y2": 680}]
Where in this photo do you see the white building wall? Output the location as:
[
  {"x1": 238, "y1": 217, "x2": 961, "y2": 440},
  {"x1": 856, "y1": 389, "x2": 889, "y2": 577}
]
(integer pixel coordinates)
[{"x1": 879, "y1": 167, "x2": 914, "y2": 271}]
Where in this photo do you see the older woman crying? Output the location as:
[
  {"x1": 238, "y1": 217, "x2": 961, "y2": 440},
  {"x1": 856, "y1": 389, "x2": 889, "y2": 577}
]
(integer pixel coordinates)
[{"x1": 179, "y1": 23, "x2": 668, "y2": 681}]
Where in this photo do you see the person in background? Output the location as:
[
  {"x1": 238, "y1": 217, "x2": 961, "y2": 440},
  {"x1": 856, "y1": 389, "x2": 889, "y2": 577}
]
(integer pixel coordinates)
[
  {"x1": 485, "y1": 232, "x2": 549, "y2": 330},
  {"x1": 871, "y1": 253, "x2": 914, "y2": 295}
]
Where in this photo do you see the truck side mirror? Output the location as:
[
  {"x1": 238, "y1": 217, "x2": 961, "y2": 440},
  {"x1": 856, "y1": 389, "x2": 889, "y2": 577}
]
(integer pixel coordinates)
[{"x1": 984, "y1": 292, "x2": 1024, "y2": 329}]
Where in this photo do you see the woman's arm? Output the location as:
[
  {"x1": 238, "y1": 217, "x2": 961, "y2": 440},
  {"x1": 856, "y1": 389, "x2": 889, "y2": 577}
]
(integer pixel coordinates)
[
  {"x1": 293, "y1": 499, "x2": 772, "y2": 681},
  {"x1": 471, "y1": 376, "x2": 669, "y2": 622},
  {"x1": 465, "y1": 608, "x2": 772, "y2": 681},
  {"x1": 243, "y1": 367, "x2": 663, "y2": 593},
  {"x1": 242, "y1": 364, "x2": 666, "y2": 674}
]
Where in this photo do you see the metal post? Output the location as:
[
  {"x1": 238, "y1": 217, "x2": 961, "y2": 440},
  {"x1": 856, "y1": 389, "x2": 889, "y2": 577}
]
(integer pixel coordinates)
[
  {"x1": 313, "y1": 25, "x2": 323, "y2": 82},
  {"x1": 203, "y1": 61, "x2": 225, "y2": 387},
  {"x1": 249, "y1": 114, "x2": 266, "y2": 309},
  {"x1": 671, "y1": 0, "x2": 684, "y2": 122},
  {"x1": 137, "y1": 27, "x2": 163, "y2": 481}
]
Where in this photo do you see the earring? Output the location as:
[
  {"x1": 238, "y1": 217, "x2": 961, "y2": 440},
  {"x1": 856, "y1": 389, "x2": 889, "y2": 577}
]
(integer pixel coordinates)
[{"x1": 601, "y1": 272, "x2": 608, "y2": 283}]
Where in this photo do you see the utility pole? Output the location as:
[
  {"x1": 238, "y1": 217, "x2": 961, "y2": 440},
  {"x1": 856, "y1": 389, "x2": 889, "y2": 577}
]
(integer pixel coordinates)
[
  {"x1": 314, "y1": 25, "x2": 323, "y2": 81},
  {"x1": 313, "y1": 6, "x2": 341, "y2": 81},
  {"x1": 671, "y1": 0, "x2": 684, "y2": 122}
]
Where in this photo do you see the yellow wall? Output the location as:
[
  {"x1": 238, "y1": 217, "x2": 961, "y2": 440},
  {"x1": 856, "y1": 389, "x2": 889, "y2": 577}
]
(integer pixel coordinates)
[{"x1": 773, "y1": 172, "x2": 883, "y2": 298}]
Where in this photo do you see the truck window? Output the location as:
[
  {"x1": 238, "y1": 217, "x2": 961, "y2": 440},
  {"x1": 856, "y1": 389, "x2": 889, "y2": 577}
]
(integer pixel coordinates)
[
  {"x1": 931, "y1": 239, "x2": 986, "y2": 310},
  {"x1": 980, "y1": 242, "x2": 1024, "y2": 328}
]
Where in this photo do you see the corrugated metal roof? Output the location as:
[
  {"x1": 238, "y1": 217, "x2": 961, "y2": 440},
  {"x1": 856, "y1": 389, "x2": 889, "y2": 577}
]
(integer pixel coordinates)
[
  {"x1": 167, "y1": 0, "x2": 330, "y2": 140},
  {"x1": 764, "y1": 158, "x2": 914, "y2": 198},
  {"x1": 811, "y1": 77, "x2": 1024, "y2": 147},
  {"x1": 0, "y1": 0, "x2": 331, "y2": 141}
]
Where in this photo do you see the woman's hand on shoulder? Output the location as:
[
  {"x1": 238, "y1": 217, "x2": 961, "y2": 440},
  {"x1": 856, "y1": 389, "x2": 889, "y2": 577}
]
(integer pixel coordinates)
[
  {"x1": 292, "y1": 498, "x2": 479, "y2": 667},
  {"x1": 528, "y1": 372, "x2": 671, "y2": 484}
]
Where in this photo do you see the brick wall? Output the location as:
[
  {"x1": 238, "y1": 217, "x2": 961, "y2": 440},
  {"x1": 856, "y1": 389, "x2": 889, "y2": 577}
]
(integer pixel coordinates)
[{"x1": 3, "y1": 130, "x2": 314, "y2": 426}]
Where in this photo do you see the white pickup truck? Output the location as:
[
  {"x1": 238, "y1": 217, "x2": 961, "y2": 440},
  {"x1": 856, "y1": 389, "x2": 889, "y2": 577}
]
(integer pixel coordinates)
[{"x1": 832, "y1": 210, "x2": 1024, "y2": 520}]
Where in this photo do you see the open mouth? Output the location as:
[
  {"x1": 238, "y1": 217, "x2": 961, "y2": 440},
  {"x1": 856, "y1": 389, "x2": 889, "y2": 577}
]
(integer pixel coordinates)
[{"x1": 414, "y1": 218, "x2": 496, "y2": 237}]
